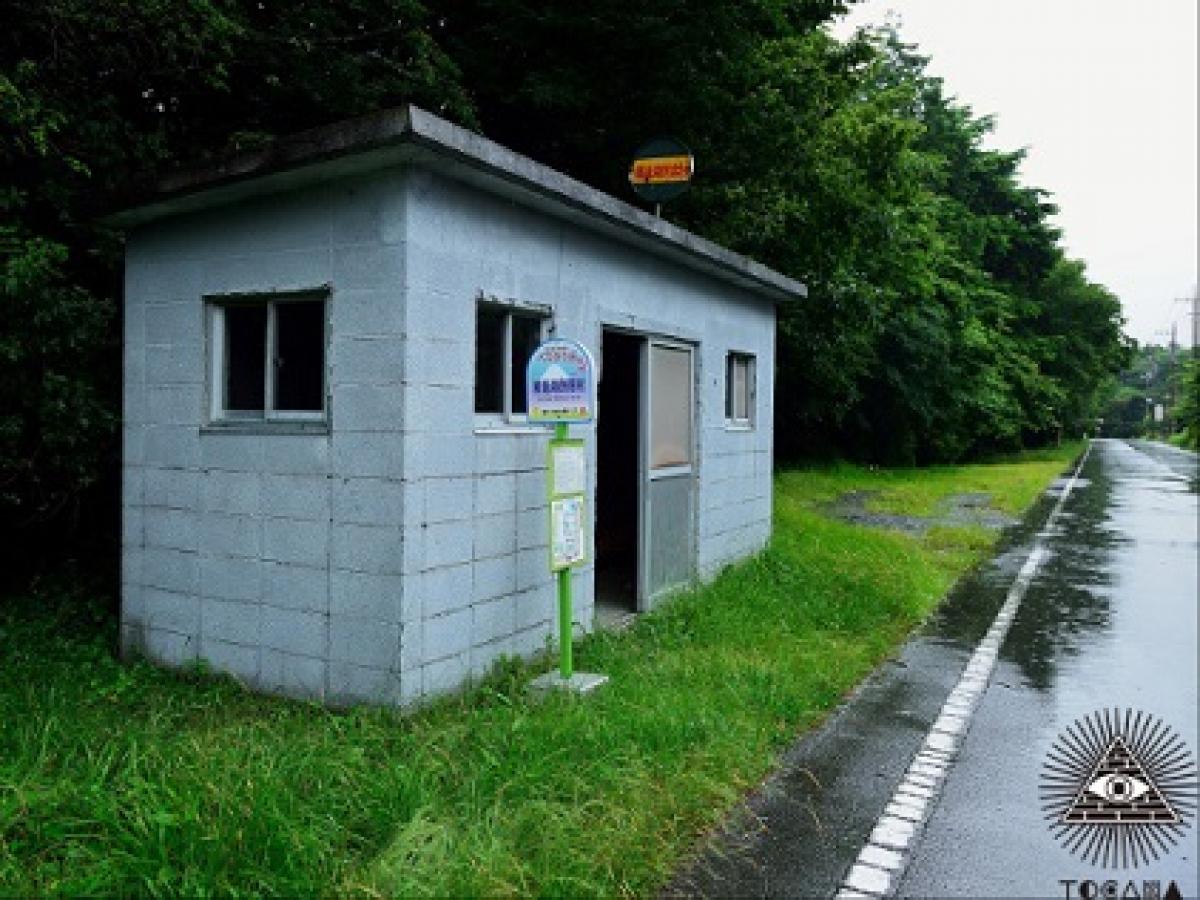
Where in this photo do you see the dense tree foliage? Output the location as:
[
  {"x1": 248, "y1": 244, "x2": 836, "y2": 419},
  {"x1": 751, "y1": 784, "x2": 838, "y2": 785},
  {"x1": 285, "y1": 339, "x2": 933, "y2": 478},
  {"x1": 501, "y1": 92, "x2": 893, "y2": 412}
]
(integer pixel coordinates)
[
  {"x1": 1175, "y1": 359, "x2": 1200, "y2": 450},
  {"x1": 1101, "y1": 343, "x2": 1198, "y2": 446},
  {"x1": 2, "y1": 0, "x2": 1129, "y2": 567},
  {"x1": 2, "y1": 0, "x2": 473, "y2": 567}
]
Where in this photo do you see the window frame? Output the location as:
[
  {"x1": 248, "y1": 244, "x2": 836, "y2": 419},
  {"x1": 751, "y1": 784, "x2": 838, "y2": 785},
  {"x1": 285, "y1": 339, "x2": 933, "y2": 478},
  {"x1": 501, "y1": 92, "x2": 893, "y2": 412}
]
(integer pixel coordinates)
[
  {"x1": 724, "y1": 351, "x2": 756, "y2": 430},
  {"x1": 205, "y1": 289, "x2": 330, "y2": 429},
  {"x1": 474, "y1": 299, "x2": 551, "y2": 428}
]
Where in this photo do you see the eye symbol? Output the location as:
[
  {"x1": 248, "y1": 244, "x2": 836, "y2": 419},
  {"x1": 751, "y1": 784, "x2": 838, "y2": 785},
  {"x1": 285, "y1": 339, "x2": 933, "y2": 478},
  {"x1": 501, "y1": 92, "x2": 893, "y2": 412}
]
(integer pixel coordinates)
[{"x1": 1087, "y1": 773, "x2": 1150, "y2": 803}]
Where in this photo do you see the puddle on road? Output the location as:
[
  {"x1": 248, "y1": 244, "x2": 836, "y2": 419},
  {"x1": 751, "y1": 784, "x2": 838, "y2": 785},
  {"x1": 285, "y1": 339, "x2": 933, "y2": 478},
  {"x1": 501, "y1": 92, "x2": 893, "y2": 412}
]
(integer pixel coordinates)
[
  {"x1": 880, "y1": 451, "x2": 1126, "y2": 693},
  {"x1": 998, "y1": 457, "x2": 1123, "y2": 691}
]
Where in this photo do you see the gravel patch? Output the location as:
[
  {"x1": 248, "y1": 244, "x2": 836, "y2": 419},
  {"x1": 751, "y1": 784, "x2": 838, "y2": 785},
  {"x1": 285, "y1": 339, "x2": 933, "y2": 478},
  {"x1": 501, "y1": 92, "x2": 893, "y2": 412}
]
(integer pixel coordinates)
[{"x1": 823, "y1": 491, "x2": 1017, "y2": 534}]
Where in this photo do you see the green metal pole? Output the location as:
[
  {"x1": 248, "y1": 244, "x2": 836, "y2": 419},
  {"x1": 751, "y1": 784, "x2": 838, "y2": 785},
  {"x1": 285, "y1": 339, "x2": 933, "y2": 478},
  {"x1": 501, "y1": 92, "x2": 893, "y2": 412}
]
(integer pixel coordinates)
[
  {"x1": 555, "y1": 422, "x2": 573, "y2": 680},
  {"x1": 557, "y1": 568, "x2": 573, "y2": 680}
]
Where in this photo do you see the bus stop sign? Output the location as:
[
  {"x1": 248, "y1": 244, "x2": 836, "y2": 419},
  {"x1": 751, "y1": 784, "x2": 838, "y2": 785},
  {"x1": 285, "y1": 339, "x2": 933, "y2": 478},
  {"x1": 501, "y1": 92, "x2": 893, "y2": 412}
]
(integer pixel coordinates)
[{"x1": 526, "y1": 339, "x2": 595, "y2": 424}]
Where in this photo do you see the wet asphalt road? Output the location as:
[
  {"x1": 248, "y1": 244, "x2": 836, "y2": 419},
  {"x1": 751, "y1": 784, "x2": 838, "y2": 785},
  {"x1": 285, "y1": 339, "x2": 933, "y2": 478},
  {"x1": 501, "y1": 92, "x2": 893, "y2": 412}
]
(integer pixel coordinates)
[
  {"x1": 667, "y1": 440, "x2": 1198, "y2": 899},
  {"x1": 898, "y1": 439, "x2": 1198, "y2": 898}
]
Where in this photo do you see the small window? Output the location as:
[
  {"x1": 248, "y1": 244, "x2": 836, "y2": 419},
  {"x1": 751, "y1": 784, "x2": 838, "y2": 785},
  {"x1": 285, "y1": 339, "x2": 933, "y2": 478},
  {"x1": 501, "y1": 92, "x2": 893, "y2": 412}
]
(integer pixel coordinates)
[
  {"x1": 474, "y1": 303, "x2": 547, "y2": 420},
  {"x1": 725, "y1": 352, "x2": 754, "y2": 427},
  {"x1": 208, "y1": 293, "x2": 328, "y2": 423}
]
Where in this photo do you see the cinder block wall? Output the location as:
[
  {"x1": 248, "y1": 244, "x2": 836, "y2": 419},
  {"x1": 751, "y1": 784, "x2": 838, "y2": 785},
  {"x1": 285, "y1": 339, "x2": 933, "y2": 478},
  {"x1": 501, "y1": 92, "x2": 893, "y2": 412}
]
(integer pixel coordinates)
[
  {"x1": 397, "y1": 170, "x2": 569, "y2": 699},
  {"x1": 122, "y1": 170, "x2": 413, "y2": 705},
  {"x1": 399, "y1": 169, "x2": 775, "y2": 701}
]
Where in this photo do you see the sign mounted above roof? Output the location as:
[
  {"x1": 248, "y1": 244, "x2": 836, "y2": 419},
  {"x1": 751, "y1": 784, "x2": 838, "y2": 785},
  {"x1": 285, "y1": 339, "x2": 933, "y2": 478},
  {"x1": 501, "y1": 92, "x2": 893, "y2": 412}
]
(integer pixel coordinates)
[{"x1": 628, "y1": 137, "x2": 694, "y2": 205}]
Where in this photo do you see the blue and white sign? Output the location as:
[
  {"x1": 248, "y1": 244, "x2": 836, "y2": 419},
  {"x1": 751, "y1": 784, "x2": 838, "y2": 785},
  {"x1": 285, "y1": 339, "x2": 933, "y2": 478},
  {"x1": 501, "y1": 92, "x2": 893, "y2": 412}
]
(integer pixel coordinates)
[{"x1": 526, "y1": 339, "x2": 596, "y2": 424}]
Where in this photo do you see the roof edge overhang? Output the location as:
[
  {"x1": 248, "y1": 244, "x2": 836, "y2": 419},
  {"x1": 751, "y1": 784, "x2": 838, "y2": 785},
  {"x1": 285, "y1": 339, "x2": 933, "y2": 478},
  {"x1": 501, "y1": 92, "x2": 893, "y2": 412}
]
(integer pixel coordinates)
[{"x1": 103, "y1": 106, "x2": 807, "y2": 304}]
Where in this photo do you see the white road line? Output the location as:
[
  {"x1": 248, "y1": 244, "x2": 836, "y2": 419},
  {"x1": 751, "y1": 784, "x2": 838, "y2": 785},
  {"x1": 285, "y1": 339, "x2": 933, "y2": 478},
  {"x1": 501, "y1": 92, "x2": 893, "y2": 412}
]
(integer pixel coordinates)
[{"x1": 837, "y1": 441, "x2": 1094, "y2": 899}]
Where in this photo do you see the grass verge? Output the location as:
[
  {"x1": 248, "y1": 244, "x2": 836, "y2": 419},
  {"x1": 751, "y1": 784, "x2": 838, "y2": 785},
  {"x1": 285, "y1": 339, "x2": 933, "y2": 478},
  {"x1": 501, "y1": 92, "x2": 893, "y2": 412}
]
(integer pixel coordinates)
[
  {"x1": 1167, "y1": 431, "x2": 1198, "y2": 451},
  {"x1": 0, "y1": 443, "x2": 1081, "y2": 896},
  {"x1": 781, "y1": 441, "x2": 1084, "y2": 518}
]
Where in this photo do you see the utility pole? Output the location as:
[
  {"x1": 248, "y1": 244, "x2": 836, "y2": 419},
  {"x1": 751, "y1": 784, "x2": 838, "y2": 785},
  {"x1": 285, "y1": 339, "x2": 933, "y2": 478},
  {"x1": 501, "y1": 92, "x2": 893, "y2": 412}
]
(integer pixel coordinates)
[
  {"x1": 1193, "y1": 292, "x2": 1199, "y2": 355},
  {"x1": 1190, "y1": 292, "x2": 1198, "y2": 358},
  {"x1": 1162, "y1": 292, "x2": 1198, "y2": 437},
  {"x1": 1168, "y1": 321, "x2": 1177, "y2": 434},
  {"x1": 1171, "y1": 291, "x2": 1199, "y2": 356}
]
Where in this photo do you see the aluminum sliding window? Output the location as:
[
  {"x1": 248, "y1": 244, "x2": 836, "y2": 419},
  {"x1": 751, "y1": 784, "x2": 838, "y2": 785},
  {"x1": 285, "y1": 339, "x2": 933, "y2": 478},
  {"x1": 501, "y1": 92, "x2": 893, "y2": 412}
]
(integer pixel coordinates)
[
  {"x1": 474, "y1": 303, "x2": 547, "y2": 422},
  {"x1": 725, "y1": 352, "x2": 755, "y2": 427},
  {"x1": 208, "y1": 293, "x2": 328, "y2": 424}
]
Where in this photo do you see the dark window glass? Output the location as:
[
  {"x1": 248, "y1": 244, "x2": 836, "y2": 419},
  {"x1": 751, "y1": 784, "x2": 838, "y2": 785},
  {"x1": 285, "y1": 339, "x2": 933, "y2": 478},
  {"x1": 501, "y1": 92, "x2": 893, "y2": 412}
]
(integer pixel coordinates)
[
  {"x1": 734, "y1": 357, "x2": 748, "y2": 420},
  {"x1": 224, "y1": 305, "x2": 267, "y2": 412},
  {"x1": 726, "y1": 354, "x2": 751, "y2": 422},
  {"x1": 274, "y1": 300, "x2": 325, "y2": 411},
  {"x1": 725, "y1": 356, "x2": 735, "y2": 420},
  {"x1": 510, "y1": 314, "x2": 542, "y2": 415},
  {"x1": 475, "y1": 305, "x2": 506, "y2": 413}
]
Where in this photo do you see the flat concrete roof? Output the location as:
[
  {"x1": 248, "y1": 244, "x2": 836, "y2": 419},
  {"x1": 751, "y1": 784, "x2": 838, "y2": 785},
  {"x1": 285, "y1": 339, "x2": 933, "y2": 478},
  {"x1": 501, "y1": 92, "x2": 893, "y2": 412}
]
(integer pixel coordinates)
[{"x1": 105, "y1": 106, "x2": 806, "y2": 303}]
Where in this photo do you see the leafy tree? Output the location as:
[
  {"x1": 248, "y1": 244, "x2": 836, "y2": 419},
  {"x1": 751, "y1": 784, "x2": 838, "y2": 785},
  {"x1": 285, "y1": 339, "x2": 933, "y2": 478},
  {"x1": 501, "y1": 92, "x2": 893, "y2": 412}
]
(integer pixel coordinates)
[
  {"x1": 1, "y1": 0, "x2": 1133, "y2": 581},
  {"x1": 1, "y1": 0, "x2": 473, "y2": 572},
  {"x1": 834, "y1": 30, "x2": 1125, "y2": 461},
  {"x1": 431, "y1": 0, "x2": 851, "y2": 198},
  {"x1": 1173, "y1": 358, "x2": 1200, "y2": 449},
  {"x1": 1098, "y1": 343, "x2": 1176, "y2": 438},
  {"x1": 1026, "y1": 257, "x2": 1128, "y2": 438}
]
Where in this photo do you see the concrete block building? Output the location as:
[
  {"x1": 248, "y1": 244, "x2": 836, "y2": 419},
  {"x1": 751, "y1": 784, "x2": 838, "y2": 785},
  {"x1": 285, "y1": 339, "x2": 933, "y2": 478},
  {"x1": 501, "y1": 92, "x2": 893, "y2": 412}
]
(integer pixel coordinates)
[{"x1": 109, "y1": 106, "x2": 806, "y2": 705}]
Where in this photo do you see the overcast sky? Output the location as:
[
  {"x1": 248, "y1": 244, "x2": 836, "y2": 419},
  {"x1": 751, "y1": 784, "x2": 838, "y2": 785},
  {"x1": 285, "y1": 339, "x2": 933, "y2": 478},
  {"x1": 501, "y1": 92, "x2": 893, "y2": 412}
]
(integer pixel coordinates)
[{"x1": 828, "y1": 0, "x2": 1198, "y2": 347}]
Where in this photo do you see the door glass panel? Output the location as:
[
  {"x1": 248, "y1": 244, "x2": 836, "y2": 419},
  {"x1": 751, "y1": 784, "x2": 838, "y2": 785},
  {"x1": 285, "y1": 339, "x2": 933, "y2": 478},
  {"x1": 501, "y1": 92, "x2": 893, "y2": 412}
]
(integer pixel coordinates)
[{"x1": 650, "y1": 344, "x2": 691, "y2": 469}]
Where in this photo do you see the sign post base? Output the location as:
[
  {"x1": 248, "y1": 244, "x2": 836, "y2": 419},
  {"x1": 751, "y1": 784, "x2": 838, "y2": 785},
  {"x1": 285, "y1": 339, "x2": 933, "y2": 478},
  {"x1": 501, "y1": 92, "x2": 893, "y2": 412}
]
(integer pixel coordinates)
[{"x1": 528, "y1": 671, "x2": 610, "y2": 697}]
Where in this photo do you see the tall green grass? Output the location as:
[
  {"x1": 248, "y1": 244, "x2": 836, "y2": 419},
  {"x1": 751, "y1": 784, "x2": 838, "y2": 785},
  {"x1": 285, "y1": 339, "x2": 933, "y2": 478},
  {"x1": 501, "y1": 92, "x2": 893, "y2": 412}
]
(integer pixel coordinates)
[
  {"x1": 0, "y1": 445, "x2": 1080, "y2": 896},
  {"x1": 780, "y1": 441, "x2": 1083, "y2": 516}
]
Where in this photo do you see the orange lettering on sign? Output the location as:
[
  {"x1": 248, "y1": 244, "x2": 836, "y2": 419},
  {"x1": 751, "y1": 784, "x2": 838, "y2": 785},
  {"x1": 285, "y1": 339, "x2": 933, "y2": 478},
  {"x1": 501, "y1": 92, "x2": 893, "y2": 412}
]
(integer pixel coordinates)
[{"x1": 629, "y1": 155, "x2": 693, "y2": 185}]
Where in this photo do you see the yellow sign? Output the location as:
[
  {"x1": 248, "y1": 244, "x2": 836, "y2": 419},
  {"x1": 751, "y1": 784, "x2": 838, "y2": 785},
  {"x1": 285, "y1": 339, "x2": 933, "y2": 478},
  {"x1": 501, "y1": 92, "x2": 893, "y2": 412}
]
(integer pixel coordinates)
[{"x1": 629, "y1": 155, "x2": 693, "y2": 185}]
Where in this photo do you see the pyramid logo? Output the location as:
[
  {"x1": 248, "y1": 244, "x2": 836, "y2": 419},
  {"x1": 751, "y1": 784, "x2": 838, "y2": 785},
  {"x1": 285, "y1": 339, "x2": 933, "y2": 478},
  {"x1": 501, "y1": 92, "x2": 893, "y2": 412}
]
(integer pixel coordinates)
[
  {"x1": 1041, "y1": 709, "x2": 1196, "y2": 868},
  {"x1": 1060, "y1": 735, "x2": 1179, "y2": 825}
]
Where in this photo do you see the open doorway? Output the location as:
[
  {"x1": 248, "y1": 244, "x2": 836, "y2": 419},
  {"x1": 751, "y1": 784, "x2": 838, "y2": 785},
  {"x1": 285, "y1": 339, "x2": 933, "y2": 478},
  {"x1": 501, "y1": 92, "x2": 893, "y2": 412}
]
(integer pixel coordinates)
[{"x1": 595, "y1": 329, "x2": 641, "y2": 627}]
